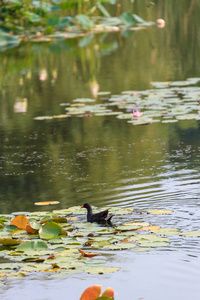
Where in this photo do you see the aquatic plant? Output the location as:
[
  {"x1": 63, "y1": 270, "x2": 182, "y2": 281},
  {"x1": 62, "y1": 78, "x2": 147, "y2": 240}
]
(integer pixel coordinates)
[{"x1": 0, "y1": 0, "x2": 154, "y2": 48}]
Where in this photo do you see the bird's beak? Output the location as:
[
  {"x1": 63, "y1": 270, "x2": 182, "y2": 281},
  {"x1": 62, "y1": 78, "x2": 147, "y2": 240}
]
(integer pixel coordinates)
[{"x1": 81, "y1": 205, "x2": 84, "y2": 208}]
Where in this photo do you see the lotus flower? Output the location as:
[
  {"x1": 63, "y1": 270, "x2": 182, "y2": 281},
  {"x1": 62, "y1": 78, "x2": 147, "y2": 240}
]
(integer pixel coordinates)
[
  {"x1": 39, "y1": 69, "x2": 48, "y2": 81},
  {"x1": 133, "y1": 110, "x2": 143, "y2": 118},
  {"x1": 157, "y1": 18, "x2": 165, "y2": 28}
]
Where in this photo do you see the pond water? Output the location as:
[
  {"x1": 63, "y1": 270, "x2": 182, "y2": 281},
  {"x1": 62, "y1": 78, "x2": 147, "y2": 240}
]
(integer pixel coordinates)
[{"x1": 1, "y1": 0, "x2": 200, "y2": 299}]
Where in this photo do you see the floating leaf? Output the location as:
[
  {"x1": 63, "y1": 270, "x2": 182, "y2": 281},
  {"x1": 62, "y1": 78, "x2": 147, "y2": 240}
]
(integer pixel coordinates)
[
  {"x1": 142, "y1": 226, "x2": 160, "y2": 232},
  {"x1": 179, "y1": 231, "x2": 200, "y2": 237},
  {"x1": 34, "y1": 201, "x2": 60, "y2": 206},
  {"x1": 40, "y1": 217, "x2": 67, "y2": 224},
  {"x1": 17, "y1": 241, "x2": 35, "y2": 251},
  {"x1": 39, "y1": 221, "x2": 63, "y2": 239},
  {"x1": 147, "y1": 209, "x2": 173, "y2": 215},
  {"x1": 33, "y1": 116, "x2": 54, "y2": 120},
  {"x1": 104, "y1": 243, "x2": 137, "y2": 250},
  {"x1": 131, "y1": 247, "x2": 155, "y2": 252},
  {"x1": 26, "y1": 222, "x2": 39, "y2": 234},
  {"x1": 101, "y1": 287, "x2": 115, "y2": 299},
  {"x1": 108, "y1": 207, "x2": 133, "y2": 215},
  {"x1": 85, "y1": 267, "x2": 120, "y2": 274},
  {"x1": 10, "y1": 215, "x2": 29, "y2": 229},
  {"x1": 78, "y1": 249, "x2": 99, "y2": 257},
  {"x1": 116, "y1": 113, "x2": 133, "y2": 119},
  {"x1": 0, "y1": 238, "x2": 21, "y2": 246},
  {"x1": 80, "y1": 284, "x2": 102, "y2": 300},
  {"x1": 151, "y1": 228, "x2": 180, "y2": 236},
  {"x1": 73, "y1": 98, "x2": 95, "y2": 103},
  {"x1": 97, "y1": 92, "x2": 111, "y2": 96},
  {"x1": 116, "y1": 224, "x2": 141, "y2": 231},
  {"x1": 138, "y1": 240, "x2": 169, "y2": 247}
]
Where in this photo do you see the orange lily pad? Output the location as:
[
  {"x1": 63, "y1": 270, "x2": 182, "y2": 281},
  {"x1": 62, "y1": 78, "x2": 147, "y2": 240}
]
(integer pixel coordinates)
[
  {"x1": 101, "y1": 287, "x2": 115, "y2": 299},
  {"x1": 147, "y1": 209, "x2": 173, "y2": 215},
  {"x1": 142, "y1": 226, "x2": 160, "y2": 232},
  {"x1": 25, "y1": 222, "x2": 38, "y2": 234},
  {"x1": 34, "y1": 201, "x2": 60, "y2": 206},
  {"x1": 80, "y1": 284, "x2": 102, "y2": 300},
  {"x1": 78, "y1": 249, "x2": 99, "y2": 258},
  {"x1": 10, "y1": 215, "x2": 29, "y2": 229}
]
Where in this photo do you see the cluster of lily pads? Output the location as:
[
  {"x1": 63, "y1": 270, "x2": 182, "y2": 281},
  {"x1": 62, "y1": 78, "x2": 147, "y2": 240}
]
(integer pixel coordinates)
[
  {"x1": 0, "y1": 205, "x2": 200, "y2": 282},
  {"x1": 34, "y1": 78, "x2": 200, "y2": 125}
]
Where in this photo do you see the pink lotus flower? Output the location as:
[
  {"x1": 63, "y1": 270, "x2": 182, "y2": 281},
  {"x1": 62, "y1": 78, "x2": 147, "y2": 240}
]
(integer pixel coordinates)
[
  {"x1": 39, "y1": 69, "x2": 48, "y2": 81},
  {"x1": 133, "y1": 110, "x2": 143, "y2": 118}
]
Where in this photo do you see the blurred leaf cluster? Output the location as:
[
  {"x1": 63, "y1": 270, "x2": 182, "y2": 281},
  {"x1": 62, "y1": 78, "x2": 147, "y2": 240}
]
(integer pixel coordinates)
[{"x1": 0, "y1": 0, "x2": 116, "y2": 35}]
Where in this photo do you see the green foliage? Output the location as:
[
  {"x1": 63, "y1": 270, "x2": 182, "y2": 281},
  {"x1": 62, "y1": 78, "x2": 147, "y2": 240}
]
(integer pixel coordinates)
[
  {"x1": 120, "y1": 12, "x2": 136, "y2": 27},
  {"x1": 0, "y1": 0, "x2": 152, "y2": 42}
]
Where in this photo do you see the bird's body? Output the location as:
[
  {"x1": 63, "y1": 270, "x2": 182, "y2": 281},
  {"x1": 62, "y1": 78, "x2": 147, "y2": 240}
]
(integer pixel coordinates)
[{"x1": 81, "y1": 203, "x2": 113, "y2": 223}]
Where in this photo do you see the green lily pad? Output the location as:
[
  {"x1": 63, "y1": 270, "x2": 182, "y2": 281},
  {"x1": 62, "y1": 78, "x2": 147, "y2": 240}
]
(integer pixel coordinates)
[
  {"x1": 17, "y1": 241, "x2": 35, "y2": 251},
  {"x1": 73, "y1": 98, "x2": 95, "y2": 103},
  {"x1": 179, "y1": 231, "x2": 200, "y2": 237},
  {"x1": 116, "y1": 225, "x2": 141, "y2": 231},
  {"x1": 97, "y1": 91, "x2": 111, "y2": 96},
  {"x1": 138, "y1": 240, "x2": 169, "y2": 247},
  {"x1": 0, "y1": 238, "x2": 21, "y2": 246},
  {"x1": 85, "y1": 266, "x2": 120, "y2": 274},
  {"x1": 108, "y1": 207, "x2": 133, "y2": 215},
  {"x1": 131, "y1": 247, "x2": 155, "y2": 252},
  {"x1": 129, "y1": 118, "x2": 152, "y2": 125},
  {"x1": 104, "y1": 243, "x2": 137, "y2": 250},
  {"x1": 151, "y1": 228, "x2": 180, "y2": 236},
  {"x1": 16, "y1": 240, "x2": 48, "y2": 253},
  {"x1": 39, "y1": 221, "x2": 63, "y2": 240},
  {"x1": 95, "y1": 112, "x2": 122, "y2": 116},
  {"x1": 0, "y1": 262, "x2": 23, "y2": 270},
  {"x1": 147, "y1": 209, "x2": 173, "y2": 215},
  {"x1": 116, "y1": 113, "x2": 133, "y2": 119},
  {"x1": 176, "y1": 114, "x2": 199, "y2": 120},
  {"x1": 91, "y1": 240, "x2": 111, "y2": 248}
]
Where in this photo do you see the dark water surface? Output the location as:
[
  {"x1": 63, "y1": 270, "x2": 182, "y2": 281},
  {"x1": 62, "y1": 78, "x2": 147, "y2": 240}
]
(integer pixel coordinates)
[{"x1": 1, "y1": 0, "x2": 200, "y2": 299}]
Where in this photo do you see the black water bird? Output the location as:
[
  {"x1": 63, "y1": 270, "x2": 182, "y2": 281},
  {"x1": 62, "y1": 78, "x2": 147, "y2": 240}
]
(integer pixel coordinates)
[{"x1": 81, "y1": 203, "x2": 113, "y2": 223}]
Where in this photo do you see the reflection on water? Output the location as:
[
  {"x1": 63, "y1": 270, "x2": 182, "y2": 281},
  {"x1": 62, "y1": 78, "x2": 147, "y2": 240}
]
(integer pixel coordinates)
[{"x1": 1, "y1": 0, "x2": 200, "y2": 299}]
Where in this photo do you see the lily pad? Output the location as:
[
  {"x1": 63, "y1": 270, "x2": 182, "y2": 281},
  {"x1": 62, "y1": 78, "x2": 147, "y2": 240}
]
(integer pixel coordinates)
[
  {"x1": 151, "y1": 228, "x2": 180, "y2": 236},
  {"x1": 73, "y1": 98, "x2": 95, "y2": 103},
  {"x1": 0, "y1": 238, "x2": 21, "y2": 246},
  {"x1": 85, "y1": 266, "x2": 120, "y2": 274},
  {"x1": 116, "y1": 224, "x2": 141, "y2": 231},
  {"x1": 34, "y1": 201, "x2": 60, "y2": 206},
  {"x1": 179, "y1": 231, "x2": 200, "y2": 237},
  {"x1": 39, "y1": 221, "x2": 63, "y2": 240},
  {"x1": 147, "y1": 209, "x2": 173, "y2": 215},
  {"x1": 104, "y1": 243, "x2": 137, "y2": 250}
]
